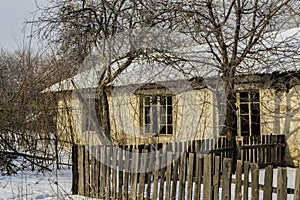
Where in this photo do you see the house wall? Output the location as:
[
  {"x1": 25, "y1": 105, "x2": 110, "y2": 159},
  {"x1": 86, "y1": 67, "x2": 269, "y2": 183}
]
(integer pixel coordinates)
[
  {"x1": 260, "y1": 87, "x2": 300, "y2": 167},
  {"x1": 108, "y1": 88, "x2": 215, "y2": 145},
  {"x1": 55, "y1": 85, "x2": 300, "y2": 167}
]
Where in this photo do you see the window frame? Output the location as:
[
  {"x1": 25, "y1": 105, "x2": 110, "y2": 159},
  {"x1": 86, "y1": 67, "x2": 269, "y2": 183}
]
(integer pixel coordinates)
[
  {"x1": 139, "y1": 94, "x2": 173, "y2": 136},
  {"x1": 236, "y1": 90, "x2": 261, "y2": 137}
]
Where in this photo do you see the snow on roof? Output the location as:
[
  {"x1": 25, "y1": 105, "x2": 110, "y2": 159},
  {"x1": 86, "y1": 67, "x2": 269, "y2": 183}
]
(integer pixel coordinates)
[{"x1": 47, "y1": 27, "x2": 300, "y2": 92}]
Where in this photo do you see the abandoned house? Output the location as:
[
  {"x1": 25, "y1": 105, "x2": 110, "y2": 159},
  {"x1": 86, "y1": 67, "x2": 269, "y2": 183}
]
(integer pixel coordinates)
[{"x1": 48, "y1": 28, "x2": 300, "y2": 168}]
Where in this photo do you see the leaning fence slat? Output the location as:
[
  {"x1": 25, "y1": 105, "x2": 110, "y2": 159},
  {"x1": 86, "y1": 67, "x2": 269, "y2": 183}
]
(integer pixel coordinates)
[
  {"x1": 171, "y1": 154, "x2": 179, "y2": 200},
  {"x1": 187, "y1": 153, "x2": 194, "y2": 200},
  {"x1": 213, "y1": 156, "x2": 220, "y2": 200},
  {"x1": 111, "y1": 147, "x2": 117, "y2": 200},
  {"x1": 118, "y1": 149, "x2": 124, "y2": 199},
  {"x1": 72, "y1": 145, "x2": 79, "y2": 195},
  {"x1": 294, "y1": 168, "x2": 300, "y2": 200},
  {"x1": 152, "y1": 151, "x2": 160, "y2": 200},
  {"x1": 277, "y1": 167, "x2": 287, "y2": 200},
  {"x1": 105, "y1": 147, "x2": 111, "y2": 199},
  {"x1": 251, "y1": 163, "x2": 259, "y2": 200},
  {"x1": 243, "y1": 162, "x2": 250, "y2": 200},
  {"x1": 99, "y1": 147, "x2": 105, "y2": 199},
  {"x1": 159, "y1": 152, "x2": 166, "y2": 200},
  {"x1": 138, "y1": 150, "x2": 147, "y2": 200},
  {"x1": 90, "y1": 146, "x2": 97, "y2": 198},
  {"x1": 77, "y1": 146, "x2": 84, "y2": 196},
  {"x1": 263, "y1": 165, "x2": 273, "y2": 200},
  {"x1": 221, "y1": 158, "x2": 232, "y2": 200},
  {"x1": 234, "y1": 160, "x2": 243, "y2": 200},
  {"x1": 122, "y1": 150, "x2": 130, "y2": 200},
  {"x1": 194, "y1": 154, "x2": 203, "y2": 200},
  {"x1": 165, "y1": 151, "x2": 173, "y2": 200},
  {"x1": 178, "y1": 153, "x2": 187, "y2": 200},
  {"x1": 129, "y1": 149, "x2": 139, "y2": 200},
  {"x1": 203, "y1": 154, "x2": 212, "y2": 200}
]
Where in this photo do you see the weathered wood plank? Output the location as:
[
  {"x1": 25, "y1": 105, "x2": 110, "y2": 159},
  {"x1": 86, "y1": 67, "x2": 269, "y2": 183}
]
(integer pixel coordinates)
[
  {"x1": 72, "y1": 145, "x2": 78, "y2": 195},
  {"x1": 263, "y1": 165, "x2": 273, "y2": 200},
  {"x1": 294, "y1": 168, "x2": 300, "y2": 200},
  {"x1": 243, "y1": 162, "x2": 250, "y2": 200},
  {"x1": 105, "y1": 147, "x2": 111, "y2": 199},
  {"x1": 152, "y1": 151, "x2": 160, "y2": 200},
  {"x1": 251, "y1": 163, "x2": 259, "y2": 200},
  {"x1": 99, "y1": 147, "x2": 105, "y2": 199},
  {"x1": 187, "y1": 153, "x2": 194, "y2": 200},
  {"x1": 203, "y1": 154, "x2": 212, "y2": 200},
  {"x1": 213, "y1": 156, "x2": 220, "y2": 200},
  {"x1": 277, "y1": 167, "x2": 287, "y2": 200},
  {"x1": 129, "y1": 149, "x2": 139, "y2": 200},
  {"x1": 111, "y1": 147, "x2": 117, "y2": 200},
  {"x1": 178, "y1": 153, "x2": 187, "y2": 200},
  {"x1": 234, "y1": 160, "x2": 243, "y2": 200},
  {"x1": 159, "y1": 151, "x2": 166, "y2": 200},
  {"x1": 165, "y1": 151, "x2": 173, "y2": 200},
  {"x1": 78, "y1": 146, "x2": 84, "y2": 196},
  {"x1": 221, "y1": 158, "x2": 232, "y2": 200},
  {"x1": 194, "y1": 154, "x2": 202, "y2": 200},
  {"x1": 122, "y1": 150, "x2": 130, "y2": 200},
  {"x1": 137, "y1": 150, "x2": 147, "y2": 200},
  {"x1": 171, "y1": 155, "x2": 179, "y2": 200}
]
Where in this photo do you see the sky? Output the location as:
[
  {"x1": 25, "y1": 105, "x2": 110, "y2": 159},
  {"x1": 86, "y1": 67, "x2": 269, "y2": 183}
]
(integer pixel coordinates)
[{"x1": 0, "y1": 0, "x2": 47, "y2": 51}]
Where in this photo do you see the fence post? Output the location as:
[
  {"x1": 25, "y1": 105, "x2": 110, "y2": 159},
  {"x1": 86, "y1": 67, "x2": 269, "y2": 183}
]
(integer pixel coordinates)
[
  {"x1": 295, "y1": 168, "x2": 300, "y2": 200},
  {"x1": 263, "y1": 165, "x2": 273, "y2": 200},
  {"x1": 221, "y1": 158, "x2": 232, "y2": 200},
  {"x1": 251, "y1": 163, "x2": 259, "y2": 200},
  {"x1": 277, "y1": 167, "x2": 287, "y2": 200},
  {"x1": 72, "y1": 145, "x2": 78, "y2": 195},
  {"x1": 235, "y1": 160, "x2": 243, "y2": 200},
  {"x1": 203, "y1": 154, "x2": 212, "y2": 200}
]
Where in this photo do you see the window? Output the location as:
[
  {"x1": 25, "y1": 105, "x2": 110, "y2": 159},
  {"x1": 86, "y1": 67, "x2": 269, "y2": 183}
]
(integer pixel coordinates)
[
  {"x1": 140, "y1": 95, "x2": 173, "y2": 135},
  {"x1": 237, "y1": 90, "x2": 260, "y2": 136}
]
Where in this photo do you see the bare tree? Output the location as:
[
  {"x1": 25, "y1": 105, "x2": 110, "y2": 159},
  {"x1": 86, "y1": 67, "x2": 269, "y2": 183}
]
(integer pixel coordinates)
[{"x1": 33, "y1": 0, "x2": 300, "y2": 153}]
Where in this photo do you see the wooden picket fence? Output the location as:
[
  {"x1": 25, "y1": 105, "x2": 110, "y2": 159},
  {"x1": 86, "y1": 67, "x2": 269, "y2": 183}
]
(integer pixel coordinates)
[
  {"x1": 72, "y1": 135, "x2": 290, "y2": 199},
  {"x1": 72, "y1": 147, "x2": 299, "y2": 199}
]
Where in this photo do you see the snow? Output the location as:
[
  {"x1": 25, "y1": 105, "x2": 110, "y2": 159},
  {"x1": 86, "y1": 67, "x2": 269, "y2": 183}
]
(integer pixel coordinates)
[
  {"x1": 0, "y1": 168, "x2": 72, "y2": 200},
  {"x1": 0, "y1": 166, "x2": 297, "y2": 199}
]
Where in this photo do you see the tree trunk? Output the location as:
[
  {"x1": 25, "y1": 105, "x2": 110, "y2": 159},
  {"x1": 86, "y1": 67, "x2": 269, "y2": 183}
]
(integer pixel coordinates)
[
  {"x1": 223, "y1": 67, "x2": 237, "y2": 171},
  {"x1": 96, "y1": 87, "x2": 111, "y2": 143}
]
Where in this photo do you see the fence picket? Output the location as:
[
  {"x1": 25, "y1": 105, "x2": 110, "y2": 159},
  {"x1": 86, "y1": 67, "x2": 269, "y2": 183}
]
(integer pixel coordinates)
[
  {"x1": 278, "y1": 167, "x2": 287, "y2": 200},
  {"x1": 295, "y1": 168, "x2": 300, "y2": 200},
  {"x1": 221, "y1": 158, "x2": 232, "y2": 200},
  {"x1": 251, "y1": 163, "x2": 259, "y2": 200},
  {"x1": 263, "y1": 165, "x2": 273, "y2": 200},
  {"x1": 203, "y1": 154, "x2": 212, "y2": 200},
  {"x1": 72, "y1": 135, "x2": 291, "y2": 200},
  {"x1": 235, "y1": 160, "x2": 242, "y2": 200}
]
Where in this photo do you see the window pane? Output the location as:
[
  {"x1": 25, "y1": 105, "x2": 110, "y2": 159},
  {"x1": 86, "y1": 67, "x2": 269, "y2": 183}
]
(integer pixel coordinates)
[
  {"x1": 160, "y1": 115, "x2": 166, "y2": 124},
  {"x1": 145, "y1": 96, "x2": 151, "y2": 105},
  {"x1": 167, "y1": 116, "x2": 172, "y2": 124},
  {"x1": 145, "y1": 106, "x2": 150, "y2": 116},
  {"x1": 145, "y1": 115, "x2": 150, "y2": 124},
  {"x1": 160, "y1": 96, "x2": 166, "y2": 106},
  {"x1": 167, "y1": 126, "x2": 173, "y2": 134},
  {"x1": 240, "y1": 104, "x2": 249, "y2": 114},
  {"x1": 239, "y1": 92, "x2": 249, "y2": 102},
  {"x1": 241, "y1": 115, "x2": 249, "y2": 136},
  {"x1": 250, "y1": 92, "x2": 259, "y2": 102},
  {"x1": 167, "y1": 106, "x2": 172, "y2": 115},
  {"x1": 251, "y1": 103, "x2": 260, "y2": 115},
  {"x1": 167, "y1": 96, "x2": 172, "y2": 105},
  {"x1": 160, "y1": 126, "x2": 166, "y2": 134}
]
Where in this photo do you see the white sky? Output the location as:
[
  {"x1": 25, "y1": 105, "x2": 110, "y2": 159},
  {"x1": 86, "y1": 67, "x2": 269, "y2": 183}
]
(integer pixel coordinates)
[{"x1": 0, "y1": 0, "x2": 47, "y2": 51}]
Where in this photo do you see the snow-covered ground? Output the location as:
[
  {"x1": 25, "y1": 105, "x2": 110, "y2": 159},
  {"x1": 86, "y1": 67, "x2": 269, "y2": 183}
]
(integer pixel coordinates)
[
  {"x1": 0, "y1": 166, "x2": 297, "y2": 199},
  {"x1": 0, "y1": 168, "x2": 72, "y2": 200}
]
